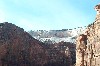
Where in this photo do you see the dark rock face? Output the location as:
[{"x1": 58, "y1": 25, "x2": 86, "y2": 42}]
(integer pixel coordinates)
[
  {"x1": 44, "y1": 41, "x2": 76, "y2": 66},
  {"x1": 54, "y1": 42, "x2": 76, "y2": 65},
  {"x1": 0, "y1": 22, "x2": 48, "y2": 66}
]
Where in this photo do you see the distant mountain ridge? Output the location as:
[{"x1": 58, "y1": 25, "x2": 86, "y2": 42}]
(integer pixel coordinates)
[{"x1": 28, "y1": 27, "x2": 86, "y2": 43}]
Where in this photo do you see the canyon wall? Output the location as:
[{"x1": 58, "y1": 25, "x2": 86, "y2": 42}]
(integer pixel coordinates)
[{"x1": 76, "y1": 4, "x2": 100, "y2": 66}]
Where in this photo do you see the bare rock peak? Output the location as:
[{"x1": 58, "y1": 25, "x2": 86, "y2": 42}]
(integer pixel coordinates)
[{"x1": 95, "y1": 4, "x2": 100, "y2": 14}]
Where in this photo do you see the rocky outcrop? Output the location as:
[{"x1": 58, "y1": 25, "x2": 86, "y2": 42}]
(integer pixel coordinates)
[
  {"x1": 0, "y1": 22, "x2": 48, "y2": 66},
  {"x1": 76, "y1": 3, "x2": 100, "y2": 66},
  {"x1": 76, "y1": 34, "x2": 87, "y2": 66}
]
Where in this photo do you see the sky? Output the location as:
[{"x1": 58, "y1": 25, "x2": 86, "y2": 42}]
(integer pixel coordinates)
[{"x1": 0, "y1": 0, "x2": 100, "y2": 31}]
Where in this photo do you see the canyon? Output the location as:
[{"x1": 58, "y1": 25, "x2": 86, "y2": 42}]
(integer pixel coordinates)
[{"x1": 0, "y1": 3, "x2": 100, "y2": 66}]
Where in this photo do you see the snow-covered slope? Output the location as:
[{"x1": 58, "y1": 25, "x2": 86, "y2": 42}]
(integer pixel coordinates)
[{"x1": 28, "y1": 27, "x2": 86, "y2": 43}]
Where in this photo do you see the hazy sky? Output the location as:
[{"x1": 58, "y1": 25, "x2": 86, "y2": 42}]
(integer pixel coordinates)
[{"x1": 0, "y1": 0, "x2": 99, "y2": 31}]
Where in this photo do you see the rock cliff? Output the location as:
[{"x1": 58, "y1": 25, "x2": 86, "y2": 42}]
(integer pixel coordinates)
[{"x1": 76, "y1": 3, "x2": 100, "y2": 66}]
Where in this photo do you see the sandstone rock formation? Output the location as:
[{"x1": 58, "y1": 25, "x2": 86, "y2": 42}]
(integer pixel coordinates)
[
  {"x1": 76, "y1": 34, "x2": 87, "y2": 66},
  {"x1": 76, "y1": 3, "x2": 100, "y2": 66},
  {"x1": 0, "y1": 22, "x2": 48, "y2": 66}
]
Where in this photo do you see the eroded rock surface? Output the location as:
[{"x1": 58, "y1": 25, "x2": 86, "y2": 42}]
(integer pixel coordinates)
[{"x1": 76, "y1": 3, "x2": 100, "y2": 66}]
